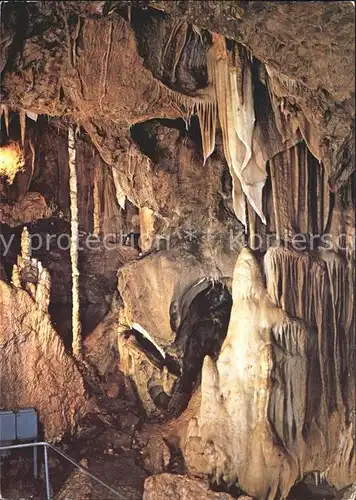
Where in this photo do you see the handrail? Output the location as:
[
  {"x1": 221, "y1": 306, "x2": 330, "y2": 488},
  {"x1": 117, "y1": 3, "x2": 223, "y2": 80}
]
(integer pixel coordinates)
[{"x1": 0, "y1": 441, "x2": 124, "y2": 499}]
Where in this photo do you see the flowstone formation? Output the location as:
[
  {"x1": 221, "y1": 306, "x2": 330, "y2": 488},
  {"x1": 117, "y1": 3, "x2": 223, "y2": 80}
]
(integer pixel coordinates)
[
  {"x1": 0, "y1": 2, "x2": 354, "y2": 499},
  {"x1": 182, "y1": 247, "x2": 355, "y2": 499}
]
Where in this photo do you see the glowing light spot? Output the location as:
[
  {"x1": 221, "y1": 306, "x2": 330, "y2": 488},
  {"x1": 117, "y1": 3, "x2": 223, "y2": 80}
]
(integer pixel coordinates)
[{"x1": 0, "y1": 142, "x2": 25, "y2": 184}]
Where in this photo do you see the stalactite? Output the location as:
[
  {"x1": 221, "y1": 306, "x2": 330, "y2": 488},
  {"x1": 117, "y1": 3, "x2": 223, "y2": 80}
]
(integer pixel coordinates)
[
  {"x1": 196, "y1": 99, "x2": 217, "y2": 164},
  {"x1": 26, "y1": 110, "x2": 38, "y2": 121},
  {"x1": 171, "y1": 22, "x2": 188, "y2": 83},
  {"x1": 102, "y1": 166, "x2": 122, "y2": 235},
  {"x1": 61, "y1": 9, "x2": 72, "y2": 67},
  {"x1": 268, "y1": 141, "x2": 332, "y2": 238},
  {"x1": 1, "y1": 104, "x2": 10, "y2": 135},
  {"x1": 26, "y1": 139, "x2": 36, "y2": 193},
  {"x1": 68, "y1": 125, "x2": 82, "y2": 359},
  {"x1": 201, "y1": 33, "x2": 267, "y2": 226},
  {"x1": 112, "y1": 166, "x2": 126, "y2": 210},
  {"x1": 162, "y1": 20, "x2": 188, "y2": 84},
  {"x1": 72, "y1": 17, "x2": 81, "y2": 67},
  {"x1": 192, "y1": 24, "x2": 203, "y2": 44},
  {"x1": 264, "y1": 245, "x2": 355, "y2": 479},
  {"x1": 19, "y1": 109, "x2": 26, "y2": 146},
  {"x1": 99, "y1": 19, "x2": 113, "y2": 110}
]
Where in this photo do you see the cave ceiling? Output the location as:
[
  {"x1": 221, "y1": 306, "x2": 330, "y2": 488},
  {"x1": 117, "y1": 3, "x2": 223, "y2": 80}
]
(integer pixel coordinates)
[{"x1": 1, "y1": 0, "x2": 354, "y2": 191}]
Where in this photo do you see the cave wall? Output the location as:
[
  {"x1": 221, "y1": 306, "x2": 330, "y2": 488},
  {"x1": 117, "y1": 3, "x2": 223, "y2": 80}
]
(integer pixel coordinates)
[{"x1": 0, "y1": 2, "x2": 354, "y2": 498}]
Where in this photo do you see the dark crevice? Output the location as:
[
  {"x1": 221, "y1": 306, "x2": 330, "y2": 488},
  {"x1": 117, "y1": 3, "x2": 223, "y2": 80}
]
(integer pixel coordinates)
[{"x1": 167, "y1": 280, "x2": 232, "y2": 416}]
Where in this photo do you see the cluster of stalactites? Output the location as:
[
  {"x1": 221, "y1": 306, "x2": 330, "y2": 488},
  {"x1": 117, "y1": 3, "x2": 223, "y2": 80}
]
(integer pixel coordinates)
[
  {"x1": 1, "y1": 105, "x2": 39, "y2": 145},
  {"x1": 164, "y1": 34, "x2": 266, "y2": 227},
  {"x1": 0, "y1": 107, "x2": 38, "y2": 185}
]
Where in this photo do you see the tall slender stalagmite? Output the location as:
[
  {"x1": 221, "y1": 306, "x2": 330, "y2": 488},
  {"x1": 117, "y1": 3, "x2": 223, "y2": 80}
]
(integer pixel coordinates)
[
  {"x1": 68, "y1": 125, "x2": 82, "y2": 359},
  {"x1": 93, "y1": 158, "x2": 100, "y2": 236}
]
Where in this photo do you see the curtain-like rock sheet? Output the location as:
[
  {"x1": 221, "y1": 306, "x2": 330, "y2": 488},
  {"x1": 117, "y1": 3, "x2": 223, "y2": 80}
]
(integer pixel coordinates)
[
  {"x1": 192, "y1": 35, "x2": 306, "y2": 228},
  {"x1": 268, "y1": 142, "x2": 331, "y2": 239},
  {"x1": 203, "y1": 34, "x2": 266, "y2": 226},
  {"x1": 264, "y1": 246, "x2": 355, "y2": 489},
  {"x1": 93, "y1": 156, "x2": 125, "y2": 236},
  {"x1": 182, "y1": 248, "x2": 355, "y2": 499}
]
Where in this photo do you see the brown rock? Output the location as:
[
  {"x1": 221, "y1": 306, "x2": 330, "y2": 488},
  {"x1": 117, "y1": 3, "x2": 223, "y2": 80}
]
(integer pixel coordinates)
[
  {"x1": 143, "y1": 473, "x2": 235, "y2": 499},
  {"x1": 106, "y1": 382, "x2": 120, "y2": 399},
  {"x1": 120, "y1": 411, "x2": 140, "y2": 432},
  {"x1": 117, "y1": 248, "x2": 234, "y2": 348},
  {"x1": 0, "y1": 192, "x2": 51, "y2": 226},
  {"x1": 0, "y1": 280, "x2": 86, "y2": 441},
  {"x1": 141, "y1": 437, "x2": 171, "y2": 475}
]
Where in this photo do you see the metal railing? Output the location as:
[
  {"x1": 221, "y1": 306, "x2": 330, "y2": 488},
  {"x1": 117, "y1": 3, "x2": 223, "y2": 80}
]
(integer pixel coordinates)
[{"x1": 0, "y1": 441, "x2": 123, "y2": 499}]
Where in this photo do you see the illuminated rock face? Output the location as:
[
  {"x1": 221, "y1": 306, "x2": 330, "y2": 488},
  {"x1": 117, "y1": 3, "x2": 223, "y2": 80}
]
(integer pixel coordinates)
[
  {"x1": 183, "y1": 248, "x2": 355, "y2": 499},
  {"x1": 0, "y1": 2, "x2": 354, "y2": 498},
  {"x1": 0, "y1": 141, "x2": 24, "y2": 184},
  {"x1": 0, "y1": 277, "x2": 86, "y2": 442}
]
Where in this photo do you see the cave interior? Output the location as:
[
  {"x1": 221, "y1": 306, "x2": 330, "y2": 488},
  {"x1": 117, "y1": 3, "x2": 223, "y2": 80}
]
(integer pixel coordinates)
[{"x1": 0, "y1": 2, "x2": 355, "y2": 500}]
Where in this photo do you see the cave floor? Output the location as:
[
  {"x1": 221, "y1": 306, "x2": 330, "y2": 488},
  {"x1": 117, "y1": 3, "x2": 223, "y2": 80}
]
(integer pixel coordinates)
[
  {"x1": 0, "y1": 384, "x2": 148, "y2": 500},
  {"x1": 0, "y1": 374, "x2": 341, "y2": 500}
]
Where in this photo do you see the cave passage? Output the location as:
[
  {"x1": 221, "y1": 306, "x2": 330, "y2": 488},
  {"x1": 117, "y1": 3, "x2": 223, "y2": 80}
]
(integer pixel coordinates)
[{"x1": 0, "y1": 2, "x2": 354, "y2": 500}]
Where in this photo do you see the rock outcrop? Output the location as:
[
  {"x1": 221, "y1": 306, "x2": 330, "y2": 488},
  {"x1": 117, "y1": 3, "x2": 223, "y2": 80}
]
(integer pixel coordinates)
[
  {"x1": 143, "y1": 473, "x2": 237, "y2": 500},
  {"x1": 0, "y1": 240, "x2": 86, "y2": 441}
]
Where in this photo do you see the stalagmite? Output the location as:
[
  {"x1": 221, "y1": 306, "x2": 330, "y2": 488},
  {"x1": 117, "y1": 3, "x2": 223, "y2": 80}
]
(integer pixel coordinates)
[
  {"x1": 11, "y1": 264, "x2": 21, "y2": 288},
  {"x1": 21, "y1": 226, "x2": 31, "y2": 264},
  {"x1": 68, "y1": 125, "x2": 82, "y2": 359},
  {"x1": 93, "y1": 160, "x2": 100, "y2": 236},
  {"x1": 183, "y1": 247, "x2": 355, "y2": 498},
  {"x1": 35, "y1": 261, "x2": 51, "y2": 313}
]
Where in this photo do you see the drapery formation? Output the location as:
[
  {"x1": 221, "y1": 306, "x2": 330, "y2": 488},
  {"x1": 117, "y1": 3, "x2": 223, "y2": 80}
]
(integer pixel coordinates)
[{"x1": 182, "y1": 247, "x2": 355, "y2": 499}]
